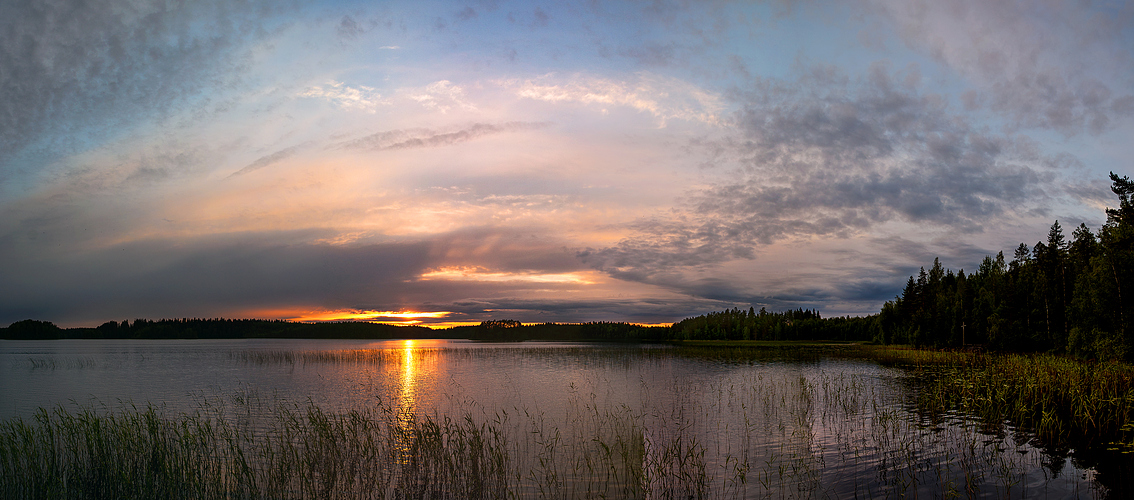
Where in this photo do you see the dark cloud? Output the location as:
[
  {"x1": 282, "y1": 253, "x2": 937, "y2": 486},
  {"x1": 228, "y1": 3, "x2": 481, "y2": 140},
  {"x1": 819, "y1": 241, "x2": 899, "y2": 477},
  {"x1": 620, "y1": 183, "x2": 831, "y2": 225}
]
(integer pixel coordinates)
[
  {"x1": 341, "y1": 122, "x2": 550, "y2": 150},
  {"x1": 581, "y1": 64, "x2": 1060, "y2": 290},
  {"x1": 455, "y1": 6, "x2": 477, "y2": 21},
  {"x1": 435, "y1": 296, "x2": 741, "y2": 324},
  {"x1": 989, "y1": 73, "x2": 1131, "y2": 136},
  {"x1": 337, "y1": 15, "x2": 368, "y2": 40},
  {"x1": 531, "y1": 7, "x2": 549, "y2": 27},
  {"x1": 0, "y1": 223, "x2": 595, "y2": 326},
  {"x1": 507, "y1": 7, "x2": 549, "y2": 28},
  {"x1": 0, "y1": 231, "x2": 432, "y2": 325},
  {"x1": 0, "y1": 0, "x2": 297, "y2": 176}
]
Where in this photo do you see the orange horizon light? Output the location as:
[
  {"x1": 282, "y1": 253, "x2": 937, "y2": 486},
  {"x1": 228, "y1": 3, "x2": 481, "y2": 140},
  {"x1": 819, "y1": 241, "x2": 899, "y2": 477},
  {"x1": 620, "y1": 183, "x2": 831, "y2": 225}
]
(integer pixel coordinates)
[{"x1": 245, "y1": 308, "x2": 452, "y2": 324}]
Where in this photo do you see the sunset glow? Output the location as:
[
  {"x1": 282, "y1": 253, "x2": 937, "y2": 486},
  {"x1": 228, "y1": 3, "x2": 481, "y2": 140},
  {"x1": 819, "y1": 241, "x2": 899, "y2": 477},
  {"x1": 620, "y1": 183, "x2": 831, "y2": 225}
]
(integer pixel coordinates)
[
  {"x1": 2, "y1": 0, "x2": 1130, "y2": 327},
  {"x1": 274, "y1": 310, "x2": 451, "y2": 324},
  {"x1": 419, "y1": 267, "x2": 598, "y2": 285}
]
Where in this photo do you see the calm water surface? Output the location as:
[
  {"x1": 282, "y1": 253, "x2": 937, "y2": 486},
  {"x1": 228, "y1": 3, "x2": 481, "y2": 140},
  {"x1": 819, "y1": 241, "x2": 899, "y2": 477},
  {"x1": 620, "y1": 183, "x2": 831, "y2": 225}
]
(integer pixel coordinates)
[{"x1": 0, "y1": 339, "x2": 1119, "y2": 498}]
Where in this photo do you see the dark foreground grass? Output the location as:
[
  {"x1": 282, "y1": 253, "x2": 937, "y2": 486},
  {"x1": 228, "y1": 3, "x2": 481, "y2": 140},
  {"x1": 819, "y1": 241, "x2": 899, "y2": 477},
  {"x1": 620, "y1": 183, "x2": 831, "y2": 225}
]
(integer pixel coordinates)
[
  {"x1": 860, "y1": 346, "x2": 1134, "y2": 449},
  {"x1": 0, "y1": 401, "x2": 514, "y2": 500}
]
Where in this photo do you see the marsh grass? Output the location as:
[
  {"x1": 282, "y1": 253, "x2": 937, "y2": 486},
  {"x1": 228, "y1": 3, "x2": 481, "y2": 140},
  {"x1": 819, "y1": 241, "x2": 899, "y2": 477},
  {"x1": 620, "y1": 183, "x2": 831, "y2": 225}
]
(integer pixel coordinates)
[
  {"x1": 3, "y1": 344, "x2": 1119, "y2": 498},
  {"x1": 0, "y1": 396, "x2": 516, "y2": 500},
  {"x1": 861, "y1": 346, "x2": 1134, "y2": 450}
]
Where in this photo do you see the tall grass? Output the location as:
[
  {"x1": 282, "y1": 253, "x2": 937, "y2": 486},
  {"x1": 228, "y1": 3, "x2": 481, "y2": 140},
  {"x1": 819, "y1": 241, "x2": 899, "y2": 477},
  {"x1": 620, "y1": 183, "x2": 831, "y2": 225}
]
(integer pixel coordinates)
[
  {"x1": 862, "y1": 346, "x2": 1134, "y2": 448},
  {"x1": 3, "y1": 345, "x2": 1119, "y2": 498},
  {"x1": 0, "y1": 398, "x2": 513, "y2": 500}
]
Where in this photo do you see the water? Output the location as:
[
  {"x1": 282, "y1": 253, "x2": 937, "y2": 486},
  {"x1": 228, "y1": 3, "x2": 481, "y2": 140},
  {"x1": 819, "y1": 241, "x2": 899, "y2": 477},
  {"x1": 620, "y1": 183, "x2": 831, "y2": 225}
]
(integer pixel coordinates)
[{"x1": 0, "y1": 339, "x2": 1120, "y2": 497}]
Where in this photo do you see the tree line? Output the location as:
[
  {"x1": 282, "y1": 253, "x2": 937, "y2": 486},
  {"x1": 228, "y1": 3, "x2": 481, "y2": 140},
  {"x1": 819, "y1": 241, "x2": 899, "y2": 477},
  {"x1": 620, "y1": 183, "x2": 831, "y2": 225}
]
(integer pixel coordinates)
[
  {"x1": 878, "y1": 172, "x2": 1132, "y2": 358},
  {"x1": 1, "y1": 318, "x2": 436, "y2": 340}
]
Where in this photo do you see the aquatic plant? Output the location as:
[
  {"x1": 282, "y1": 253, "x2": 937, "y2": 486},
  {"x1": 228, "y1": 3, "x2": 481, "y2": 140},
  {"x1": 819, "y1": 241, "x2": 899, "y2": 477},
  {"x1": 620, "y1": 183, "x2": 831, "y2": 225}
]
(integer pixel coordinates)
[
  {"x1": 3, "y1": 344, "x2": 1119, "y2": 498},
  {"x1": 862, "y1": 346, "x2": 1134, "y2": 448}
]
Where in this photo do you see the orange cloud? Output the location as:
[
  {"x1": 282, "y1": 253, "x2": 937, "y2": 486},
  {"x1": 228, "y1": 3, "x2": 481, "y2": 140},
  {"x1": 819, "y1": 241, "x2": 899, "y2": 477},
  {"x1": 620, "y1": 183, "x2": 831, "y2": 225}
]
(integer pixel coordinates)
[
  {"x1": 419, "y1": 266, "x2": 598, "y2": 284},
  {"x1": 245, "y1": 308, "x2": 452, "y2": 325}
]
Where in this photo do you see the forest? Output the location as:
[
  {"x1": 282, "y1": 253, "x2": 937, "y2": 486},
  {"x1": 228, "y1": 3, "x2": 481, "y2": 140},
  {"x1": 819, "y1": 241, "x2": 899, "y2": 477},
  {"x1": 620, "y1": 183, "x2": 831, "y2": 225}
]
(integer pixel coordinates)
[{"x1": 877, "y1": 172, "x2": 1133, "y2": 357}]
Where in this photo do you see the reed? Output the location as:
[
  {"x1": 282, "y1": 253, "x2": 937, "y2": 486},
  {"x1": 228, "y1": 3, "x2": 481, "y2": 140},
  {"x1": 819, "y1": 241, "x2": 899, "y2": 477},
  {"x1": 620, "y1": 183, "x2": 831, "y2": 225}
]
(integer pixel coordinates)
[
  {"x1": 0, "y1": 398, "x2": 514, "y2": 500},
  {"x1": 3, "y1": 345, "x2": 1118, "y2": 498},
  {"x1": 861, "y1": 346, "x2": 1134, "y2": 449}
]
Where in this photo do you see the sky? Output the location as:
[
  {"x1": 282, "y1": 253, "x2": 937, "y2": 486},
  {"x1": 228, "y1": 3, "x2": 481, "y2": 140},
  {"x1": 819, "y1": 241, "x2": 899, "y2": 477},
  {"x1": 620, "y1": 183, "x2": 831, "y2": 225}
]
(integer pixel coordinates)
[{"x1": 1, "y1": 0, "x2": 1132, "y2": 328}]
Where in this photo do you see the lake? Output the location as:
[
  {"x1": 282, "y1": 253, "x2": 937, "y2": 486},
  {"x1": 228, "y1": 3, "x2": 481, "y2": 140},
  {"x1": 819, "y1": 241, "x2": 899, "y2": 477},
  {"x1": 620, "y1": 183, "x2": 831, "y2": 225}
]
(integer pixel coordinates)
[{"x1": 0, "y1": 339, "x2": 1122, "y2": 498}]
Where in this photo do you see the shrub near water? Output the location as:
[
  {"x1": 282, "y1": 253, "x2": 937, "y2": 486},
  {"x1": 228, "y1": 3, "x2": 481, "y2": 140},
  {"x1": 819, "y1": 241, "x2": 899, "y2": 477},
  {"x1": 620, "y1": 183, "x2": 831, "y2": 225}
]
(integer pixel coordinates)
[{"x1": 868, "y1": 346, "x2": 1134, "y2": 447}]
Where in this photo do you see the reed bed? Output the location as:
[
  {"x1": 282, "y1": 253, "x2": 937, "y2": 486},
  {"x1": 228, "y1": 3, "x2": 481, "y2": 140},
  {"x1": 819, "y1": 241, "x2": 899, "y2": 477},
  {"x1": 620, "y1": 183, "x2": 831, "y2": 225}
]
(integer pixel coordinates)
[
  {"x1": 860, "y1": 346, "x2": 1134, "y2": 449},
  {"x1": 0, "y1": 398, "x2": 513, "y2": 500},
  {"x1": 3, "y1": 344, "x2": 1118, "y2": 498}
]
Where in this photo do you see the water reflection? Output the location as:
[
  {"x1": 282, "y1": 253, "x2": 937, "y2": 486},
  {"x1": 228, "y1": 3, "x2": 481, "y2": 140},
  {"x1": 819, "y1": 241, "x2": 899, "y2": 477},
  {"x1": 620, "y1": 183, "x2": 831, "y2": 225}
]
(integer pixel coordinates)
[
  {"x1": 398, "y1": 340, "x2": 417, "y2": 411},
  {"x1": 392, "y1": 340, "x2": 419, "y2": 467},
  {"x1": 2, "y1": 340, "x2": 1128, "y2": 497}
]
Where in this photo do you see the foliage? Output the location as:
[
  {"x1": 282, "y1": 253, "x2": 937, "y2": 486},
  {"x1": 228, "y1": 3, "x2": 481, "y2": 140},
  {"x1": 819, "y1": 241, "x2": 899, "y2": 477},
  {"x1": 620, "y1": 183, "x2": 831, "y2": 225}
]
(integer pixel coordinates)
[
  {"x1": 878, "y1": 172, "x2": 1133, "y2": 358},
  {"x1": 3, "y1": 320, "x2": 62, "y2": 340},
  {"x1": 862, "y1": 345, "x2": 1134, "y2": 465},
  {"x1": 669, "y1": 307, "x2": 877, "y2": 342}
]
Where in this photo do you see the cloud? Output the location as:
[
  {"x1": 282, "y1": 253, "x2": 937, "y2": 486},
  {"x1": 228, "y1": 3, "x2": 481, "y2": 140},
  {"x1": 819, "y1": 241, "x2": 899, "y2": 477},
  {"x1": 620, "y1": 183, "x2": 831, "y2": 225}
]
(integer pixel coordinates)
[
  {"x1": 510, "y1": 73, "x2": 724, "y2": 126},
  {"x1": 869, "y1": 0, "x2": 1134, "y2": 136},
  {"x1": 455, "y1": 6, "x2": 477, "y2": 21},
  {"x1": 229, "y1": 144, "x2": 306, "y2": 177},
  {"x1": 419, "y1": 267, "x2": 596, "y2": 285},
  {"x1": 301, "y1": 79, "x2": 480, "y2": 116},
  {"x1": 405, "y1": 80, "x2": 476, "y2": 113},
  {"x1": 507, "y1": 7, "x2": 550, "y2": 29},
  {"x1": 0, "y1": 227, "x2": 649, "y2": 326},
  {"x1": 579, "y1": 64, "x2": 1060, "y2": 283},
  {"x1": 438, "y1": 296, "x2": 730, "y2": 324},
  {"x1": 300, "y1": 81, "x2": 388, "y2": 112},
  {"x1": 341, "y1": 122, "x2": 550, "y2": 150},
  {"x1": 0, "y1": 231, "x2": 434, "y2": 324},
  {"x1": 0, "y1": 0, "x2": 291, "y2": 176}
]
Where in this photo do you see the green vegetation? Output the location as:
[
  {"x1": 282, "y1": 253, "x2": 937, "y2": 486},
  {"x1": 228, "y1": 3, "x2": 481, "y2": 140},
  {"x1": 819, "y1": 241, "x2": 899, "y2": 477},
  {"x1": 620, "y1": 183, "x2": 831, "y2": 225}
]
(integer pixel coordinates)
[
  {"x1": 0, "y1": 400, "x2": 514, "y2": 500},
  {"x1": 879, "y1": 172, "x2": 1134, "y2": 356},
  {"x1": 860, "y1": 346, "x2": 1134, "y2": 448},
  {"x1": 9, "y1": 348, "x2": 1104, "y2": 499},
  {"x1": 668, "y1": 308, "x2": 877, "y2": 342}
]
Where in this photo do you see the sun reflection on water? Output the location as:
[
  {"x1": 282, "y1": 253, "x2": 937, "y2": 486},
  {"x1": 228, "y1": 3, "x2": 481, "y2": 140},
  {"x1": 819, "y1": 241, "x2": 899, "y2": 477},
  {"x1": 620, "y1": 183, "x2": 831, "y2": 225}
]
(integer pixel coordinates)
[
  {"x1": 398, "y1": 340, "x2": 416, "y2": 411},
  {"x1": 392, "y1": 340, "x2": 421, "y2": 466}
]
